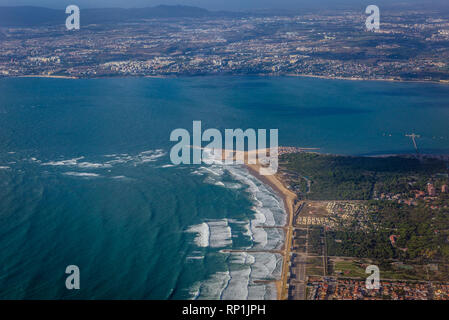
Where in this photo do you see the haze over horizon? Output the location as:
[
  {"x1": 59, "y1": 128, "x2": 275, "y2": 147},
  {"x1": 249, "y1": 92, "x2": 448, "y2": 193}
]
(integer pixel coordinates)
[{"x1": 0, "y1": 0, "x2": 447, "y2": 11}]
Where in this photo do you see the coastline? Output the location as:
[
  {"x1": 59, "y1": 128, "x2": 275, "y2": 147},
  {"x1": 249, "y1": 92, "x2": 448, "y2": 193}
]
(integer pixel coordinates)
[
  {"x1": 4, "y1": 74, "x2": 448, "y2": 85},
  {"x1": 243, "y1": 151, "x2": 449, "y2": 300},
  {"x1": 245, "y1": 163, "x2": 297, "y2": 300},
  {"x1": 198, "y1": 147, "x2": 298, "y2": 299},
  {"x1": 285, "y1": 73, "x2": 449, "y2": 85},
  {"x1": 17, "y1": 75, "x2": 78, "y2": 79}
]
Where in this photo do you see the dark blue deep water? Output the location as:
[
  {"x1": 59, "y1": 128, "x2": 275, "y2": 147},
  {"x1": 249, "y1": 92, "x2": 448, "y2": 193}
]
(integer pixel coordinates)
[{"x1": 0, "y1": 76, "x2": 448, "y2": 299}]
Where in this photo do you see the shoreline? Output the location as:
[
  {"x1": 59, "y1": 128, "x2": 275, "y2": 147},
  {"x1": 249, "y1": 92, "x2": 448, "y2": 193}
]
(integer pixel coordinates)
[
  {"x1": 207, "y1": 148, "x2": 449, "y2": 299},
  {"x1": 4, "y1": 74, "x2": 449, "y2": 85},
  {"x1": 243, "y1": 150, "x2": 449, "y2": 300},
  {"x1": 17, "y1": 75, "x2": 78, "y2": 79},
  {"x1": 245, "y1": 163, "x2": 297, "y2": 300},
  {"x1": 285, "y1": 73, "x2": 449, "y2": 85}
]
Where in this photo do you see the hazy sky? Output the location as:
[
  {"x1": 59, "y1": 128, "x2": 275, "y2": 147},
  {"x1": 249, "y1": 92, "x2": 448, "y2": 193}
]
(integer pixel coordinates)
[{"x1": 0, "y1": 0, "x2": 444, "y2": 11}]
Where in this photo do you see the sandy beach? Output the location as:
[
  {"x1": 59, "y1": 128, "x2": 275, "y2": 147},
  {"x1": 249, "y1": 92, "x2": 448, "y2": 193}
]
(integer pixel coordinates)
[
  {"x1": 245, "y1": 162, "x2": 297, "y2": 300},
  {"x1": 8, "y1": 73, "x2": 449, "y2": 85},
  {"x1": 18, "y1": 75, "x2": 78, "y2": 79},
  {"x1": 208, "y1": 147, "x2": 299, "y2": 299},
  {"x1": 285, "y1": 73, "x2": 449, "y2": 85}
]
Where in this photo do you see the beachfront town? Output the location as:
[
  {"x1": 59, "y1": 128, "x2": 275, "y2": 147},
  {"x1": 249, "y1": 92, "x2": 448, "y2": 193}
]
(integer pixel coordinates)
[
  {"x1": 307, "y1": 277, "x2": 449, "y2": 300},
  {"x1": 1, "y1": 7, "x2": 449, "y2": 82}
]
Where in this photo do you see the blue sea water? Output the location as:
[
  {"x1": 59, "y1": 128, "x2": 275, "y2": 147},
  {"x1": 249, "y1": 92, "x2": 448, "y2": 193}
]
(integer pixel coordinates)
[{"x1": 0, "y1": 76, "x2": 449, "y2": 299}]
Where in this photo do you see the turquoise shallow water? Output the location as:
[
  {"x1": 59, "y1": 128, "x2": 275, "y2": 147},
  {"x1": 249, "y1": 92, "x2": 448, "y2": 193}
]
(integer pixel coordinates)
[{"x1": 0, "y1": 76, "x2": 448, "y2": 299}]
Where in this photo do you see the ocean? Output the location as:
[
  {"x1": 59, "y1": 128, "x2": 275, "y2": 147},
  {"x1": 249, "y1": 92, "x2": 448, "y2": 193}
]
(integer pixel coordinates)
[{"x1": 0, "y1": 76, "x2": 448, "y2": 299}]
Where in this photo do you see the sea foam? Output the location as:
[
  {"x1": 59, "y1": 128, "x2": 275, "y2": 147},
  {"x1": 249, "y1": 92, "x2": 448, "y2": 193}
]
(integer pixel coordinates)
[
  {"x1": 186, "y1": 159, "x2": 287, "y2": 300},
  {"x1": 186, "y1": 223, "x2": 210, "y2": 247}
]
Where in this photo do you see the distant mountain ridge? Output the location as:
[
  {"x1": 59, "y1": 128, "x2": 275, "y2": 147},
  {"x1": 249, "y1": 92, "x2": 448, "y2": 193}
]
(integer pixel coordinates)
[{"x1": 0, "y1": 5, "x2": 241, "y2": 27}]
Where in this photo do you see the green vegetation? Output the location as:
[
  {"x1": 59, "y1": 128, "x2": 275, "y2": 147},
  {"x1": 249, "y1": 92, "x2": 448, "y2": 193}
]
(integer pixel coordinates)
[
  {"x1": 333, "y1": 260, "x2": 367, "y2": 278},
  {"x1": 327, "y1": 229, "x2": 395, "y2": 260},
  {"x1": 326, "y1": 201, "x2": 449, "y2": 263},
  {"x1": 306, "y1": 267, "x2": 324, "y2": 276},
  {"x1": 281, "y1": 153, "x2": 449, "y2": 274},
  {"x1": 308, "y1": 227, "x2": 323, "y2": 255},
  {"x1": 307, "y1": 256, "x2": 324, "y2": 268},
  {"x1": 280, "y1": 153, "x2": 447, "y2": 200}
]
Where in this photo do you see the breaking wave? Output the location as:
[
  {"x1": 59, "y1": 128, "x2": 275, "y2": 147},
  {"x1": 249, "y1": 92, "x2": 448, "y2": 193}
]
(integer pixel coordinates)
[
  {"x1": 186, "y1": 148, "x2": 287, "y2": 300},
  {"x1": 63, "y1": 172, "x2": 101, "y2": 177}
]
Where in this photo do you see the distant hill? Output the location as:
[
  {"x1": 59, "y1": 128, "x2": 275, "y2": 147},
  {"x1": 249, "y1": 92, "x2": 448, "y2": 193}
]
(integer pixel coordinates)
[
  {"x1": 0, "y1": 5, "x2": 239, "y2": 27},
  {"x1": 0, "y1": 6, "x2": 61, "y2": 27}
]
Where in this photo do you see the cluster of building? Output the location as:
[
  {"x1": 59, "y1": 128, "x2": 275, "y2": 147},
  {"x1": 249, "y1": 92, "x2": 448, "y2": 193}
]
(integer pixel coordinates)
[
  {"x1": 325, "y1": 202, "x2": 371, "y2": 229},
  {"x1": 297, "y1": 216, "x2": 326, "y2": 226},
  {"x1": 278, "y1": 147, "x2": 315, "y2": 156},
  {"x1": 308, "y1": 277, "x2": 449, "y2": 300},
  {"x1": 433, "y1": 283, "x2": 449, "y2": 300},
  {"x1": 423, "y1": 182, "x2": 448, "y2": 197},
  {"x1": 1, "y1": 9, "x2": 449, "y2": 81},
  {"x1": 375, "y1": 181, "x2": 449, "y2": 208}
]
